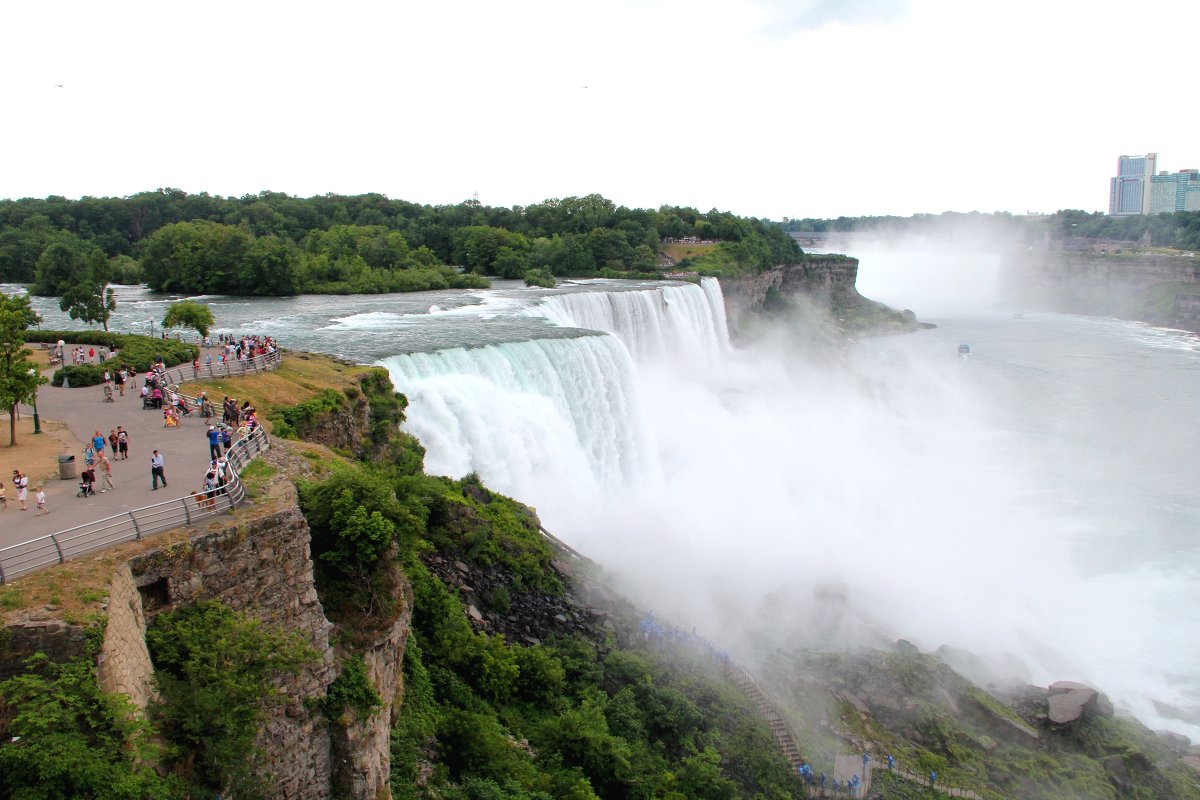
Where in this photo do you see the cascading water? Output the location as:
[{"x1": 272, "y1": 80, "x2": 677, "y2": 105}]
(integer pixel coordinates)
[
  {"x1": 383, "y1": 273, "x2": 1200, "y2": 742},
  {"x1": 380, "y1": 334, "x2": 659, "y2": 510},
  {"x1": 528, "y1": 278, "x2": 730, "y2": 365}
]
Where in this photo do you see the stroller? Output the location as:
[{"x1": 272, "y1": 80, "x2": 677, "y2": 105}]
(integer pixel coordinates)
[{"x1": 78, "y1": 468, "x2": 97, "y2": 497}]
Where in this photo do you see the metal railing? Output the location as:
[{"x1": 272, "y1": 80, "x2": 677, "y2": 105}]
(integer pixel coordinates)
[
  {"x1": 154, "y1": 348, "x2": 282, "y2": 385},
  {"x1": 0, "y1": 426, "x2": 271, "y2": 584}
]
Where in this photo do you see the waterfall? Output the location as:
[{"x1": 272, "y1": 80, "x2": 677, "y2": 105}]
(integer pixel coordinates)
[
  {"x1": 379, "y1": 334, "x2": 659, "y2": 506},
  {"x1": 528, "y1": 278, "x2": 730, "y2": 365}
]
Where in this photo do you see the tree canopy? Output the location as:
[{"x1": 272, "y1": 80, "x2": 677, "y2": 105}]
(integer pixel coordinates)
[
  {"x1": 0, "y1": 190, "x2": 803, "y2": 296},
  {"x1": 0, "y1": 293, "x2": 47, "y2": 446},
  {"x1": 162, "y1": 300, "x2": 216, "y2": 337}
]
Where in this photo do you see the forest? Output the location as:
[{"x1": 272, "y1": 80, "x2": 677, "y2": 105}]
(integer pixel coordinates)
[
  {"x1": 0, "y1": 190, "x2": 801, "y2": 297},
  {"x1": 779, "y1": 209, "x2": 1200, "y2": 250}
]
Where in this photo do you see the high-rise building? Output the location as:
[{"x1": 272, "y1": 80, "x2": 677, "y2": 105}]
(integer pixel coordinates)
[
  {"x1": 1150, "y1": 169, "x2": 1200, "y2": 213},
  {"x1": 1109, "y1": 153, "x2": 1157, "y2": 215}
]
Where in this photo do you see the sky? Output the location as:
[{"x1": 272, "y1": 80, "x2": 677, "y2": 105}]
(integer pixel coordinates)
[{"x1": 2, "y1": 0, "x2": 1197, "y2": 219}]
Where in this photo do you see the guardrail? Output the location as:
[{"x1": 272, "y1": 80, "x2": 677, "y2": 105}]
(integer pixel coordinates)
[
  {"x1": 0, "y1": 426, "x2": 271, "y2": 585},
  {"x1": 156, "y1": 348, "x2": 282, "y2": 385}
]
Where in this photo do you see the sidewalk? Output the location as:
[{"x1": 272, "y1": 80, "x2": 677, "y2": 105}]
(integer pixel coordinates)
[{"x1": 1, "y1": 375, "x2": 224, "y2": 553}]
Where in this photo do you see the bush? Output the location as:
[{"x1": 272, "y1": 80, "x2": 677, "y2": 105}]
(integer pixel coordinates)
[
  {"x1": 35, "y1": 330, "x2": 197, "y2": 374},
  {"x1": 322, "y1": 654, "x2": 383, "y2": 722},
  {"x1": 51, "y1": 363, "x2": 108, "y2": 387},
  {"x1": 0, "y1": 652, "x2": 178, "y2": 799},
  {"x1": 268, "y1": 387, "x2": 344, "y2": 438},
  {"x1": 146, "y1": 601, "x2": 317, "y2": 797},
  {"x1": 523, "y1": 268, "x2": 556, "y2": 288}
]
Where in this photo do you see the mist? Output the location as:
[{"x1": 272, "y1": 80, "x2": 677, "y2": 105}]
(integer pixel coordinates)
[{"x1": 386, "y1": 268, "x2": 1200, "y2": 745}]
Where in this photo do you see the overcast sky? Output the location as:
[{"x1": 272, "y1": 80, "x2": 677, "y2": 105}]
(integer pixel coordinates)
[{"x1": 2, "y1": 0, "x2": 1196, "y2": 219}]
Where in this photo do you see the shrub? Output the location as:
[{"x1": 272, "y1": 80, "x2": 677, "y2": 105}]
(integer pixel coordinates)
[
  {"x1": 0, "y1": 652, "x2": 178, "y2": 798},
  {"x1": 523, "y1": 268, "x2": 556, "y2": 288},
  {"x1": 322, "y1": 654, "x2": 383, "y2": 722},
  {"x1": 146, "y1": 601, "x2": 317, "y2": 797},
  {"x1": 51, "y1": 363, "x2": 107, "y2": 387}
]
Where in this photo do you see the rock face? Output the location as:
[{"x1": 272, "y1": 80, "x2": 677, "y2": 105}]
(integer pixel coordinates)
[
  {"x1": 719, "y1": 258, "x2": 864, "y2": 331},
  {"x1": 1005, "y1": 250, "x2": 1200, "y2": 330},
  {"x1": 127, "y1": 502, "x2": 338, "y2": 800},
  {"x1": 330, "y1": 567, "x2": 414, "y2": 800},
  {"x1": 1046, "y1": 680, "x2": 1114, "y2": 729}
]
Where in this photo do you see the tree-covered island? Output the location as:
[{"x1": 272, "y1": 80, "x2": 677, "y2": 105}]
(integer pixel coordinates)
[{"x1": 0, "y1": 190, "x2": 801, "y2": 297}]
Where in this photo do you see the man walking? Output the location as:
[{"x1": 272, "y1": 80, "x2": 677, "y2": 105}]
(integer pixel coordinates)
[
  {"x1": 207, "y1": 425, "x2": 222, "y2": 460},
  {"x1": 117, "y1": 426, "x2": 129, "y2": 460},
  {"x1": 150, "y1": 450, "x2": 167, "y2": 490},
  {"x1": 97, "y1": 452, "x2": 115, "y2": 493}
]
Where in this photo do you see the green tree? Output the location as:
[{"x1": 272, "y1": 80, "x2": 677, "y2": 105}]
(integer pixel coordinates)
[
  {"x1": 0, "y1": 652, "x2": 179, "y2": 799},
  {"x1": 0, "y1": 293, "x2": 46, "y2": 446},
  {"x1": 59, "y1": 249, "x2": 117, "y2": 331},
  {"x1": 32, "y1": 232, "x2": 89, "y2": 295},
  {"x1": 140, "y1": 221, "x2": 252, "y2": 293},
  {"x1": 162, "y1": 300, "x2": 215, "y2": 338}
]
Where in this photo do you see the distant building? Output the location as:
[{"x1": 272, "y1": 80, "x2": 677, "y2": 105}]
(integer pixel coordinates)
[
  {"x1": 1150, "y1": 169, "x2": 1200, "y2": 213},
  {"x1": 1109, "y1": 153, "x2": 1157, "y2": 216}
]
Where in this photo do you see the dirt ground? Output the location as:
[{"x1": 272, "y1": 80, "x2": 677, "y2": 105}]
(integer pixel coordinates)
[{"x1": 1, "y1": 414, "x2": 78, "y2": 502}]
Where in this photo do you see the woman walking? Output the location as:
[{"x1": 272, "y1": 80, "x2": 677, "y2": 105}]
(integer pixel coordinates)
[{"x1": 12, "y1": 469, "x2": 29, "y2": 511}]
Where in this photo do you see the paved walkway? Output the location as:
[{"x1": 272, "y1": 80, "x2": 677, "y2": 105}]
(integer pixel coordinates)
[{"x1": 1, "y1": 361, "x2": 231, "y2": 553}]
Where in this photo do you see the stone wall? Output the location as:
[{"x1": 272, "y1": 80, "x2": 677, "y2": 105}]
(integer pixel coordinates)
[
  {"x1": 127, "y1": 501, "x2": 337, "y2": 800},
  {"x1": 96, "y1": 563, "x2": 156, "y2": 710},
  {"x1": 0, "y1": 618, "x2": 88, "y2": 681}
]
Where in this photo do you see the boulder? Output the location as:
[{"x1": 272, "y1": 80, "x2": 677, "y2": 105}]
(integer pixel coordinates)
[{"x1": 1047, "y1": 681, "x2": 1114, "y2": 728}]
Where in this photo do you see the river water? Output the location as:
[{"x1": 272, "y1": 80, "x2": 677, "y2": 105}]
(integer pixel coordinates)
[{"x1": 9, "y1": 253, "x2": 1200, "y2": 741}]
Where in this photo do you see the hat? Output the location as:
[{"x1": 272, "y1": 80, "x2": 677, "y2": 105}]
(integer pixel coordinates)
[{"x1": 209, "y1": 425, "x2": 215, "y2": 430}]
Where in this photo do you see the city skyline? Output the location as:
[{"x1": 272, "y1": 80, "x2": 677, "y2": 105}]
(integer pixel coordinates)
[{"x1": 2, "y1": 0, "x2": 1198, "y2": 220}]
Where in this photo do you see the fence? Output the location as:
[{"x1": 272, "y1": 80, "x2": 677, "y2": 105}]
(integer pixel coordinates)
[
  {"x1": 155, "y1": 348, "x2": 282, "y2": 385},
  {"x1": 0, "y1": 426, "x2": 271, "y2": 584}
]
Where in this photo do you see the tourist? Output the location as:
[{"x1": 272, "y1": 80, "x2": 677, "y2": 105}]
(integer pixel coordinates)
[
  {"x1": 115, "y1": 366, "x2": 126, "y2": 396},
  {"x1": 117, "y1": 426, "x2": 129, "y2": 460},
  {"x1": 929, "y1": 769, "x2": 937, "y2": 786},
  {"x1": 207, "y1": 425, "x2": 222, "y2": 459},
  {"x1": 108, "y1": 428, "x2": 118, "y2": 454},
  {"x1": 886, "y1": 754, "x2": 895, "y2": 771},
  {"x1": 83, "y1": 443, "x2": 96, "y2": 467},
  {"x1": 150, "y1": 450, "x2": 167, "y2": 490},
  {"x1": 34, "y1": 486, "x2": 47, "y2": 515},
  {"x1": 0, "y1": 481, "x2": 6, "y2": 510},
  {"x1": 221, "y1": 425, "x2": 232, "y2": 453},
  {"x1": 11, "y1": 469, "x2": 28, "y2": 510},
  {"x1": 92, "y1": 429, "x2": 106, "y2": 456},
  {"x1": 96, "y1": 452, "x2": 115, "y2": 492}
]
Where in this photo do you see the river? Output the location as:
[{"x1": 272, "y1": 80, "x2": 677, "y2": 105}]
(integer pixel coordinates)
[{"x1": 9, "y1": 252, "x2": 1200, "y2": 741}]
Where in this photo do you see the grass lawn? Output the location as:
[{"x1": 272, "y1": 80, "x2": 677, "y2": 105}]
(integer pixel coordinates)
[{"x1": 662, "y1": 242, "x2": 719, "y2": 262}]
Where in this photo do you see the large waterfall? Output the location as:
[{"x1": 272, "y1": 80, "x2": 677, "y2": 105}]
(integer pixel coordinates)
[
  {"x1": 380, "y1": 278, "x2": 730, "y2": 505},
  {"x1": 377, "y1": 273, "x2": 1200, "y2": 741},
  {"x1": 526, "y1": 278, "x2": 730, "y2": 365}
]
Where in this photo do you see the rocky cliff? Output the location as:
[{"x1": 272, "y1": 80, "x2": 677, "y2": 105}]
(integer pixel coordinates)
[
  {"x1": 719, "y1": 256, "x2": 925, "y2": 334},
  {"x1": 1005, "y1": 250, "x2": 1200, "y2": 330}
]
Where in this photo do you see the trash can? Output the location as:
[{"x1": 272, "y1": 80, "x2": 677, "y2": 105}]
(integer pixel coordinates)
[{"x1": 58, "y1": 454, "x2": 77, "y2": 480}]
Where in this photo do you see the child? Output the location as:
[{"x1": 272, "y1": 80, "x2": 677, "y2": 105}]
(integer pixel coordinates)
[{"x1": 35, "y1": 486, "x2": 47, "y2": 515}]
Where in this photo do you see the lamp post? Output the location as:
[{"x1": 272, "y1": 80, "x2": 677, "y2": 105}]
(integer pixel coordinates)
[{"x1": 28, "y1": 367, "x2": 41, "y2": 435}]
